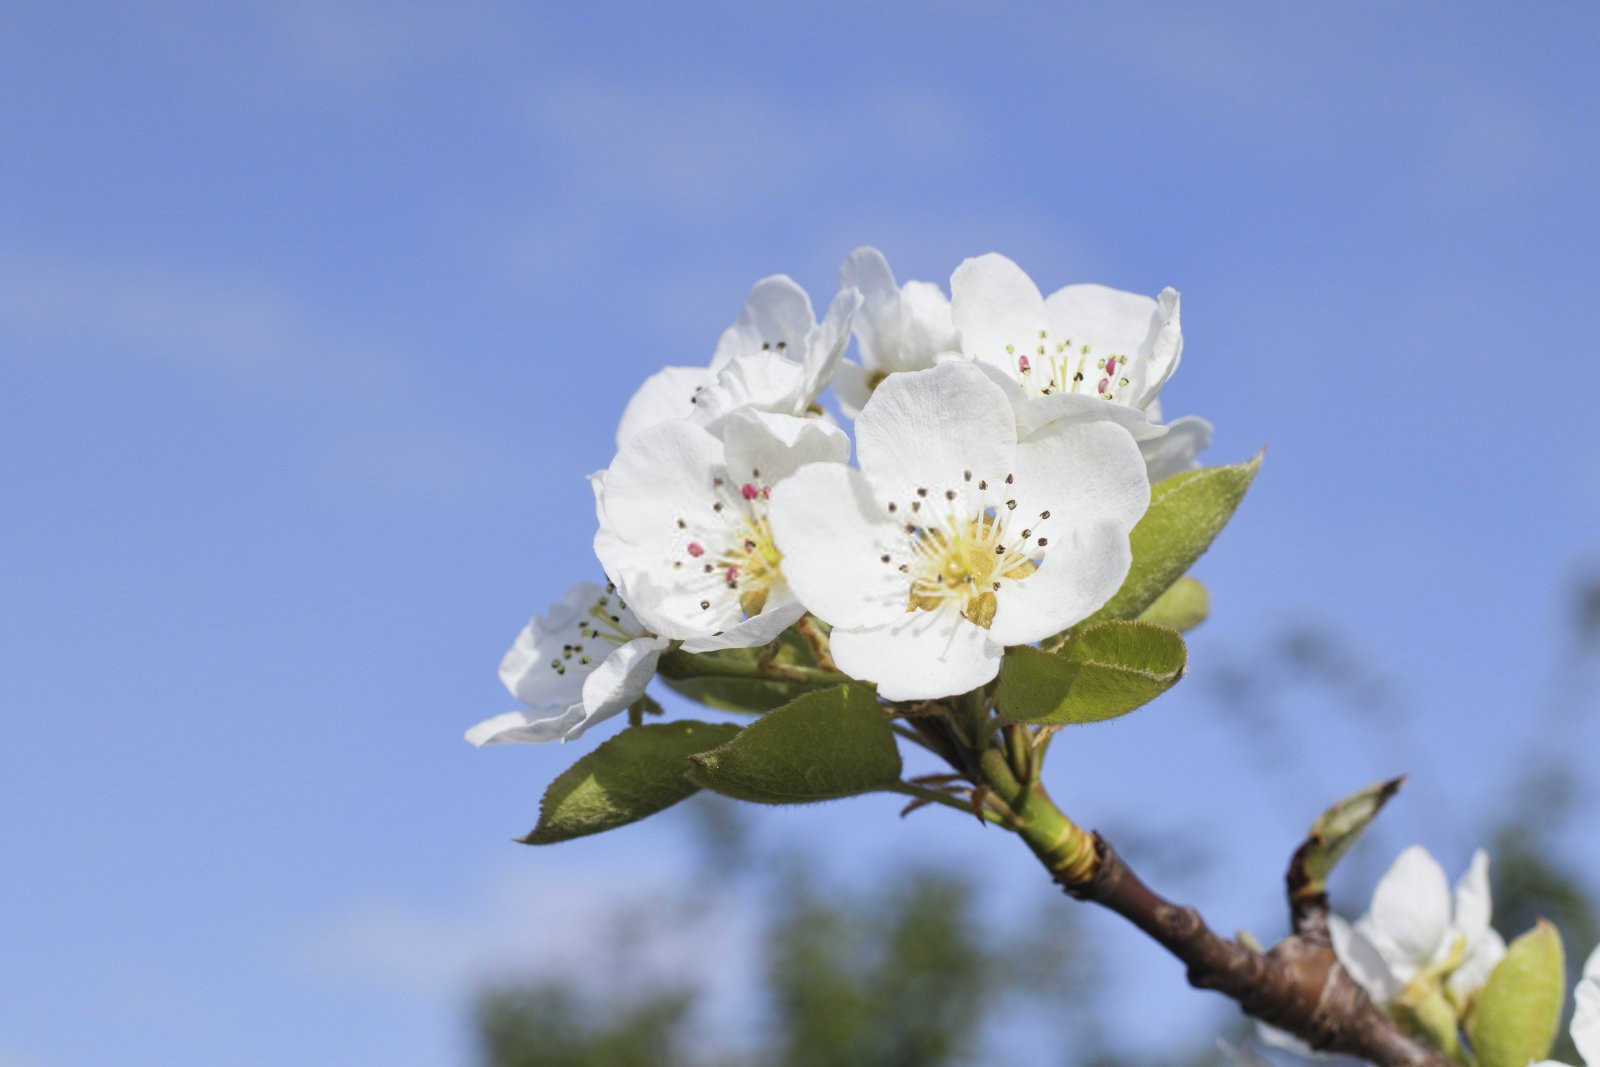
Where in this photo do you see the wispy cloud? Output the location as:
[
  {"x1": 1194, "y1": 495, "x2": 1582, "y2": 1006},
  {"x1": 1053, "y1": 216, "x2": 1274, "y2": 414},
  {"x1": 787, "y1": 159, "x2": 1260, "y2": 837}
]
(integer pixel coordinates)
[{"x1": 294, "y1": 851, "x2": 768, "y2": 1032}]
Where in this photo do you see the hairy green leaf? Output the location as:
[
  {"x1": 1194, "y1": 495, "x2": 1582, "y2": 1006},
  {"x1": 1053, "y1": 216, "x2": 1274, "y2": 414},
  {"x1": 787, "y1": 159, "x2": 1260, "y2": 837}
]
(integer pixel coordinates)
[
  {"x1": 1083, "y1": 455, "x2": 1260, "y2": 626},
  {"x1": 1470, "y1": 919, "x2": 1566, "y2": 1067},
  {"x1": 521, "y1": 721, "x2": 742, "y2": 844},
  {"x1": 998, "y1": 622, "x2": 1186, "y2": 725},
  {"x1": 1135, "y1": 576, "x2": 1210, "y2": 632},
  {"x1": 686, "y1": 685, "x2": 901, "y2": 804}
]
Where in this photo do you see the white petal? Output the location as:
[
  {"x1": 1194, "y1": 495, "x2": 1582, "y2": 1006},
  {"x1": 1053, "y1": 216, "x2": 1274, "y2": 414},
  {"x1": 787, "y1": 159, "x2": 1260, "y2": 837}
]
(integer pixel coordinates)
[
  {"x1": 801, "y1": 285, "x2": 861, "y2": 405},
  {"x1": 571, "y1": 636, "x2": 670, "y2": 739},
  {"x1": 497, "y1": 582, "x2": 608, "y2": 707},
  {"x1": 769, "y1": 464, "x2": 907, "y2": 630},
  {"x1": 680, "y1": 599, "x2": 806, "y2": 653},
  {"x1": 595, "y1": 420, "x2": 723, "y2": 547},
  {"x1": 1447, "y1": 926, "x2": 1505, "y2": 1001},
  {"x1": 615, "y1": 366, "x2": 714, "y2": 447},
  {"x1": 1451, "y1": 849, "x2": 1493, "y2": 943},
  {"x1": 831, "y1": 360, "x2": 873, "y2": 418},
  {"x1": 1011, "y1": 389, "x2": 1166, "y2": 440},
  {"x1": 988, "y1": 522, "x2": 1135, "y2": 646},
  {"x1": 895, "y1": 280, "x2": 959, "y2": 372},
  {"x1": 950, "y1": 252, "x2": 1047, "y2": 381},
  {"x1": 720, "y1": 408, "x2": 850, "y2": 486},
  {"x1": 1011, "y1": 418, "x2": 1150, "y2": 537},
  {"x1": 1331, "y1": 913, "x2": 1402, "y2": 1004},
  {"x1": 1573, "y1": 942, "x2": 1600, "y2": 1065},
  {"x1": 1140, "y1": 414, "x2": 1214, "y2": 483},
  {"x1": 854, "y1": 361, "x2": 1016, "y2": 511},
  {"x1": 1368, "y1": 846, "x2": 1453, "y2": 972},
  {"x1": 839, "y1": 246, "x2": 900, "y2": 370},
  {"x1": 710, "y1": 274, "x2": 816, "y2": 372},
  {"x1": 465, "y1": 705, "x2": 586, "y2": 746},
  {"x1": 831, "y1": 611, "x2": 1001, "y2": 701},
  {"x1": 1043, "y1": 283, "x2": 1182, "y2": 412},
  {"x1": 695, "y1": 351, "x2": 809, "y2": 424}
]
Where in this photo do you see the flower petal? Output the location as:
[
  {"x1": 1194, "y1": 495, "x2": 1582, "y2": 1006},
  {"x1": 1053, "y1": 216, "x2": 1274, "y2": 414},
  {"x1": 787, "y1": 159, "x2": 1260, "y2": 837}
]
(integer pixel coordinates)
[
  {"x1": 615, "y1": 365, "x2": 714, "y2": 447},
  {"x1": 854, "y1": 361, "x2": 1015, "y2": 512},
  {"x1": 831, "y1": 611, "x2": 1001, "y2": 701},
  {"x1": 1452, "y1": 849, "x2": 1493, "y2": 943},
  {"x1": 1331, "y1": 913, "x2": 1402, "y2": 1004},
  {"x1": 711, "y1": 274, "x2": 816, "y2": 372},
  {"x1": 896, "y1": 280, "x2": 959, "y2": 372},
  {"x1": 1572, "y1": 942, "x2": 1600, "y2": 1066},
  {"x1": 1140, "y1": 414, "x2": 1213, "y2": 483},
  {"x1": 570, "y1": 636, "x2": 671, "y2": 739},
  {"x1": 1011, "y1": 418, "x2": 1150, "y2": 536},
  {"x1": 1447, "y1": 926, "x2": 1505, "y2": 1001},
  {"x1": 985, "y1": 420, "x2": 1148, "y2": 645},
  {"x1": 1043, "y1": 283, "x2": 1182, "y2": 412},
  {"x1": 831, "y1": 359, "x2": 873, "y2": 419},
  {"x1": 694, "y1": 351, "x2": 809, "y2": 425},
  {"x1": 988, "y1": 521, "x2": 1135, "y2": 646},
  {"x1": 951, "y1": 253, "x2": 1047, "y2": 380},
  {"x1": 498, "y1": 582, "x2": 608, "y2": 707},
  {"x1": 801, "y1": 285, "x2": 862, "y2": 404},
  {"x1": 465, "y1": 705, "x2": 586, "y2": 746},
  {"x1": 680, "y1": 599, "x2": 806, "y2": 653},
  {"x1": 720, "y1": 409, "x2": 850, "y2": 487},
  {"x1": 769, "y1": 463, "x2": 907, "y2": 630},
  {"x1": 1368, "y1": 845, "x2": 1453, "y2": 974},
  {"x1": 839, "y1": 246, "x2": 901, "y2": 370},
  {"x1": 595, "y1": 420, "x2": 723, "y2": 547}
]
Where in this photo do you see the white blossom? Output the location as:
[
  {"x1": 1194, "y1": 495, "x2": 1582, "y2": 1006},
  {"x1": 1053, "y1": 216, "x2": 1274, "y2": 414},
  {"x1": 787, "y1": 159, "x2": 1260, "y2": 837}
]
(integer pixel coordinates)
[
  {"x1": 465, "y1": 581, "x2": 668, "y2": 746},
  {"x1": 594, "y1": 407, "x2": 850, "y2": 652},
  {"x1": 615, "y1": 275, "x2": 861, "y2": 446},
  {"x1": 769, "y1": 361, "x2": 1148, "y2": 701},
  {"x1": 832, "y1": 246, "x2": 959, "y2": 417},
  {"x1": 1328, "y1": 846, "x2": 1505, "y2": 1008},
  {"x1": 1533, "y1": 942, "x2": 1600, "y2": 1066},
  {"x1": 949, "y1": 252, "x2": 1212, "y2": 480}
]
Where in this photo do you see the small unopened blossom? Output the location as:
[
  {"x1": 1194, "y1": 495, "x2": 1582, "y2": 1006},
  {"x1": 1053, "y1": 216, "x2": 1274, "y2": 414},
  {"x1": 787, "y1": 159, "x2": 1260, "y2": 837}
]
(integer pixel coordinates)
[
  {"x1": 615, "y1": 275, "x2": 861, "y2": 446},
  {"x1": 1534, "y1": 942, "x2": 1600, "y2": 1066},
  {"x1": 594, "y1": 408, "x2": 850, "y2": 652},
  {"x1": 949, "y1": 252, "x2": 1212, "y2": 479},
  {"x1": 465, "y1": 581, "x2": 668, "y2": 746},
  {"x1": 770, "y1": 361, "x2": 1148, "y2": 701},
  {"x1": 832, "y1": 246, "x2": 960, "y2": 417},
  {"x1": 1329, "y1": 846, "x2": 1506, "y2": 1009}
]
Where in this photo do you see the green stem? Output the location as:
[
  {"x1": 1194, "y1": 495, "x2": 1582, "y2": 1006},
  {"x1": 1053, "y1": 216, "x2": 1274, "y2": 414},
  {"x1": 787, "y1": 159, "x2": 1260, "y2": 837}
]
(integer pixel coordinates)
[{"x1": 978, "y1": 748, "x2": 1098, "y2": 887}]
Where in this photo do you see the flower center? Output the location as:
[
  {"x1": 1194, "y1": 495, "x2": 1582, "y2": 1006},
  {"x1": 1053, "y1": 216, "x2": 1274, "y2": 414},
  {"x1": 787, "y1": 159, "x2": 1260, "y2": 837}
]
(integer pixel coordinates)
[
  {"x1": 719, "y1": 512, "x2": 783, "y2": 616},
  {"x1": 551, "y1": 586, "x2": 636, "y2": 676},
  {"x1": 906, "y1": 513, "x2": 1038, "y2": 629},
  {"x1": 675, "y1": 478, "x2": 786, "y2": 620},
  {"x1": 1007, "y1": 329, "x2": 1135, "y2": 404}
]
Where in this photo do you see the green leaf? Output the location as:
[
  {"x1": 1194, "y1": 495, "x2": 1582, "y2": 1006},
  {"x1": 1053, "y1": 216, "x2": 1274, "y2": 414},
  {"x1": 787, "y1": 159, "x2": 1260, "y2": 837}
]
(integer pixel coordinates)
[
  {"x1": 657, "y1": 645, "x2": 839, "y2": 715},
  {"x1": 998, "y1": 622, "x2": 1186, "y2": 725},
  {"x1": 686, "y1": 684, "x2": 902, "y2": 804},
  {"x1": 1135, "y1": 576, "x2": 1210, "y2": 632},
  {"x1": 1286, "y1": 777, "x2": 1404, "y2": 917},
  {"x1": 1469, "y1": 919, "x2": 1566, "y2": 1067},
  {"x1": 521, "y1": 720, "x2": 742, "y2": 844},
  {"x1": 1083, "y1": 455, "x2": 1260, "y2": 626}
]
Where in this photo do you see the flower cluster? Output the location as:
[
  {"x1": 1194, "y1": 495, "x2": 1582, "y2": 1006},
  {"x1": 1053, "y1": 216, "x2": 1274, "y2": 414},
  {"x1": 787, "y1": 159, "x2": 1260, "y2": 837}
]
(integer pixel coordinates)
[{"x1": 468, "y1": 249, "x2": 1211, "y2": 744}]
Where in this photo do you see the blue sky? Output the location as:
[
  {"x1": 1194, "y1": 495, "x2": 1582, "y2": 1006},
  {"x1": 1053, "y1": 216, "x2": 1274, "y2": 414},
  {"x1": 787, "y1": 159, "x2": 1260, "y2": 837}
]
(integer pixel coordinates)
[{"x1": 3, "y1": 2, "x2": 1597, "y2": 1064}]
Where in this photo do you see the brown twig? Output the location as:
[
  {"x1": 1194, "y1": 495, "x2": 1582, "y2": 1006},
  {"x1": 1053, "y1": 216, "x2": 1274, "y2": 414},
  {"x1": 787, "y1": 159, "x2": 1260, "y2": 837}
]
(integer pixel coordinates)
[{"x1": 1052, "y1": 834, "x2": 1452, "y2": 1066}]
